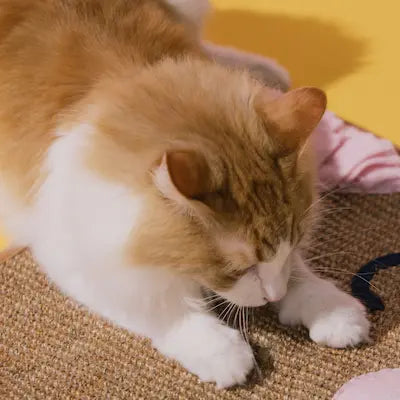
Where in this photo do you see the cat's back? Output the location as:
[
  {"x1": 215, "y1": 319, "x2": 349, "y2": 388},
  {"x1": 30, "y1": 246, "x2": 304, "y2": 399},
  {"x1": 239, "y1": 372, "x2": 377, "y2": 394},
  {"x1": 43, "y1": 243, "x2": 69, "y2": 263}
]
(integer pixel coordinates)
[
  {"x1": 0, "y1": 0, "x2": 197, "y2": 200},
  {"x1": 0, "y1": 0, "x2": 194, "y2": 109},
  {"x1": 0, "y1": 0, "x2": 196, "y2": 86}
]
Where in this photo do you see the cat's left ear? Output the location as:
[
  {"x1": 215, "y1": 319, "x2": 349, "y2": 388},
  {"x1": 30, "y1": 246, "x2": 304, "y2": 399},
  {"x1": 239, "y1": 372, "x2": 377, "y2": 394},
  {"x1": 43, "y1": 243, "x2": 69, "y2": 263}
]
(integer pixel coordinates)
[
  {"x1": 255, "y1": 87, "x2": 327, "y2": 155},
  {"x1": 153, "y1": 150, "x2": 210, "y2": 203}
]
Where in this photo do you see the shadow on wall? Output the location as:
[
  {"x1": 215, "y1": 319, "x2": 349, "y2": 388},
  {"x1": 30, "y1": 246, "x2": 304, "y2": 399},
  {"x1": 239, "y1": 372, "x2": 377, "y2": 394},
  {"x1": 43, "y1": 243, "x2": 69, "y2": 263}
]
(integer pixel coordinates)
[{"x1": 205, "y1": 10, "x2": 368, "y2": 88}]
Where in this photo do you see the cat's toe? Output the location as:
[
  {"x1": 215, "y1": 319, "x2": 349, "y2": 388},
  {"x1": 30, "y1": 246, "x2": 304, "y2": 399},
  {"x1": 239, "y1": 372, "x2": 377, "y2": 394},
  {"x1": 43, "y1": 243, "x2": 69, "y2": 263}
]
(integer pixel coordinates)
[{"x1": 309, "y1": 303, "x2": 371, "y2": 348}]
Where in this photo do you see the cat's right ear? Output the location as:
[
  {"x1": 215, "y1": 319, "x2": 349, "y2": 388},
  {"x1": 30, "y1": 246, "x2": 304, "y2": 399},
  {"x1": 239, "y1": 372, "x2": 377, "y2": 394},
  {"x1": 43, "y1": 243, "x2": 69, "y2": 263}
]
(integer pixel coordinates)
[
  {"x1": 255, "y1": 87, "x2": 327, "y2": 155},
  {"x1": 153, "y1": 150, "x2": 210, "y2": 204}
]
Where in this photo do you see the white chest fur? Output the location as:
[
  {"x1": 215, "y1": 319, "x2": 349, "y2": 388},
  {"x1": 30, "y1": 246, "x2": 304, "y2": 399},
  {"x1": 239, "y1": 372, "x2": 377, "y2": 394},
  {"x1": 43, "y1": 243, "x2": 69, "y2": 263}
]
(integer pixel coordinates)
[{"x1": 3, "y1": 129, "x2": 196, "y2": 337}]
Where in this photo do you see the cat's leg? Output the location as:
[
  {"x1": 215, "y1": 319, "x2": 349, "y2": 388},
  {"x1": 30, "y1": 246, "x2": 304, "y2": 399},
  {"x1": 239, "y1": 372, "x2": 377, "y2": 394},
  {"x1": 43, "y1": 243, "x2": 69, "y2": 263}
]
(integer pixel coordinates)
[
  {"x1": 203, "y1": 43, "x2": 291, "y2": 91},
  {"x1": 278, "y1": 252, "x2": 370, "y2": 348}
]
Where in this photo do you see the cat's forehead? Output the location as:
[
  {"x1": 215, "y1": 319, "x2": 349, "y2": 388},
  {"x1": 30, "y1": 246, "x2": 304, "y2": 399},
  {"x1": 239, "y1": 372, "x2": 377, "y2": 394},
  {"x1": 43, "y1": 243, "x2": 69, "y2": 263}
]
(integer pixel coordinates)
[{"x1": 213, "y1": 158, "x2": 312, "y2": 247}]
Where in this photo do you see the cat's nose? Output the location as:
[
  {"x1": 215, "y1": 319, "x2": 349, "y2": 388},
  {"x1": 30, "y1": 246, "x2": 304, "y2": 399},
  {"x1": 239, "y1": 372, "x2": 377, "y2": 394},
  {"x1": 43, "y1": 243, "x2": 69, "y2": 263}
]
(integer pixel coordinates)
[
  {"x1": 265, "y1": 292, "x2": 284, "y2": 302},
  {"x1": 263, "y1": 283, "x2": 287, "y2": 303}
]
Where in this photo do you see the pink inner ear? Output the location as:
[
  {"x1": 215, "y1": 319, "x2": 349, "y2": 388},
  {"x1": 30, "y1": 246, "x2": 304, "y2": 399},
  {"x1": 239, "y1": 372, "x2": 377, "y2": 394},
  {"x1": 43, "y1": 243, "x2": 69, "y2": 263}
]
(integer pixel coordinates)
[
  {"x1": 166, "y1": 150, "x2": 209, "y2": 198},
  {"x1": 255, "y1": 86, "x2": 327, "y2": 154}
]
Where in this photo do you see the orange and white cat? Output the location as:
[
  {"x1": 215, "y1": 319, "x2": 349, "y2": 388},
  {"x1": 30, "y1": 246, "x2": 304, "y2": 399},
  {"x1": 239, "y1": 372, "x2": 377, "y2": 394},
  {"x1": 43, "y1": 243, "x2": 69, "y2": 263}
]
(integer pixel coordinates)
[{"x1": 0, "y1": 0, "x2": 370, "y2": 388}]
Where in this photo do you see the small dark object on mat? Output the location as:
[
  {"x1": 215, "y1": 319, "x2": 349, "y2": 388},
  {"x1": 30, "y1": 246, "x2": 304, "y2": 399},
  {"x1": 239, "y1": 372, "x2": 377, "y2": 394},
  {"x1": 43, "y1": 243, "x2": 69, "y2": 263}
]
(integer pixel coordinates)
[{"x1": 351, "y1": 253, "x2": 400, "y2": 311}]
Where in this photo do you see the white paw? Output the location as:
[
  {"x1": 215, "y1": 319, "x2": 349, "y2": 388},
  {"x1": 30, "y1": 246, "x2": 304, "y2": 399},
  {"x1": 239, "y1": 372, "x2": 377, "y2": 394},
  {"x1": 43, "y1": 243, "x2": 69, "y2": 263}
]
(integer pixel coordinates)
[
  {"x1": 278, "y1": 276, "x2": 371, "y2": 348},
  {"x1": 157, "y1": 314, "x2": 254, "y2": 388},
  {"x1": 309, "y1": 300, "x2": 371, "y2": 348},
  {"x1": 187, "y1": 325, "x2": 254, "y2": 388}
]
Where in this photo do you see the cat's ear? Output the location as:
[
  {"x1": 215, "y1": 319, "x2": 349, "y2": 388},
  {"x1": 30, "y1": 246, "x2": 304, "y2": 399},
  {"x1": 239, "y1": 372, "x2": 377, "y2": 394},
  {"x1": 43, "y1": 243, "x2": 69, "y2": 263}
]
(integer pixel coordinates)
[
  {"x1": 255, "y1": 87, "x2": 326, "y2": 155},
  {"x1": 153, "y1": 150, "x2": 210, "y2": 201}
]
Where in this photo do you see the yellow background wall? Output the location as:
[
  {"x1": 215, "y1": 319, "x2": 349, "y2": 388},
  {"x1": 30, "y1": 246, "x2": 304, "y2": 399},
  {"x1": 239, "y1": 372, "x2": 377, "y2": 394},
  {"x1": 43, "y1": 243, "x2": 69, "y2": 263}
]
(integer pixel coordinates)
[{"x1": 206, "y1": 0, "x2": 400, "y2": 146}]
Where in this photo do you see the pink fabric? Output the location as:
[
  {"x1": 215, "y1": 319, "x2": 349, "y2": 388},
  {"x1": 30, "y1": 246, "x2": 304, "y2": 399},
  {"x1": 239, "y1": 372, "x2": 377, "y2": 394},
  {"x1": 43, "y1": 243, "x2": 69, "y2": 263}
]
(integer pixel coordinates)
[
  {"x1": 312, "y1": 111, "x2": 400, "y2": 193},
  {"x1": 333, "y1": 369, "x2": 400, "y2": 400}
]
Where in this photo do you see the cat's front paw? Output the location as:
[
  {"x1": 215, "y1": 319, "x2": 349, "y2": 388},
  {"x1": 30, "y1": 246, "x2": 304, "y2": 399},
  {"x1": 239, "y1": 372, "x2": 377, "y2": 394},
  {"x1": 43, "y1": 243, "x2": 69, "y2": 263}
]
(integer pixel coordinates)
[
  {"x1": 157, "y1": 314, "x2": 254, "y2": 388},
  {"x1": 187, "y1": 326, "x2": 254, "y2": 388},
  {"x1": 278, "y1": 277, "x2": 371, "y2": 348},
  {"x1": 309, "y1": 299, "x2": 371, "y2": 348}
]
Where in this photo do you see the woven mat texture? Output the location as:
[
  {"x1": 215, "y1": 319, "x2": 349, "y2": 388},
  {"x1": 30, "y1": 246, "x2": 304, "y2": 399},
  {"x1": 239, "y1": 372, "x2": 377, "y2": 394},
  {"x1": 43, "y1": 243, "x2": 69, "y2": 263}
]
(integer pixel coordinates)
[{"x1": 1, "y1": 193, "x2": 400, "y2": 399}]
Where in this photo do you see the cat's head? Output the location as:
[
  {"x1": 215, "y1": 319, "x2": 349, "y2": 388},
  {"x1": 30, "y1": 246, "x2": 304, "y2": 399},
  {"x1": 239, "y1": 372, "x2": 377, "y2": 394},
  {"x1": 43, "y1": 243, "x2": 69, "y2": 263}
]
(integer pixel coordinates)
[{"x1": 92, "y1": 60, "x2": 326, "y2": 307}]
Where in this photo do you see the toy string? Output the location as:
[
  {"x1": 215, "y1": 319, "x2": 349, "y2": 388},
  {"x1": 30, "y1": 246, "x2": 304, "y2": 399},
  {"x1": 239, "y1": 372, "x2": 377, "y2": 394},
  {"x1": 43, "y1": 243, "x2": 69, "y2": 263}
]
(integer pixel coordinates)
[{"x1": 351, "y1": 253, "x2": 400, "y2": 311}]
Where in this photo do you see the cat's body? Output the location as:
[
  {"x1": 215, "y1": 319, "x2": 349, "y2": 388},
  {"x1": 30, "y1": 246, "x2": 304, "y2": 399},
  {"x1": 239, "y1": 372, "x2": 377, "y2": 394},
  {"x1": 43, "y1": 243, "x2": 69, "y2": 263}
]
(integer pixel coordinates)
[{"x1": 0, "y1": 0, "x2": 369, "y2": 388}]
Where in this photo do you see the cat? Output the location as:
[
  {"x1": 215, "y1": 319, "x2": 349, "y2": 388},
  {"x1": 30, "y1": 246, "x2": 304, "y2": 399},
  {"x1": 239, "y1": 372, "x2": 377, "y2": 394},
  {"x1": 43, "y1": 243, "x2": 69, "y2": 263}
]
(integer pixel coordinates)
[{"x1": 0, "y1": 0, "x2": 370, "y2": 388}]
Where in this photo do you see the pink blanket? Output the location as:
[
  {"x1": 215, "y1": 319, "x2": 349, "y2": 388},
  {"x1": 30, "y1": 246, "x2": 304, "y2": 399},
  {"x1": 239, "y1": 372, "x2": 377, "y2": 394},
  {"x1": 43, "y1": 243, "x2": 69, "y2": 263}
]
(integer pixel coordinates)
[{"x1": 312, "y1": 111, "x2": 400, "y2": 193}]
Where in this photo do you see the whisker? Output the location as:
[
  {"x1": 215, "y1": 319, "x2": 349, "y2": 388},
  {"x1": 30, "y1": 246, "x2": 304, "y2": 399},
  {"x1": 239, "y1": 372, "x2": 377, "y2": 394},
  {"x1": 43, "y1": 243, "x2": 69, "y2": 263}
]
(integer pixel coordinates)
[
  {"x1": 201, "y1": 293, "x2": 220, "y2": 301},
  {"x1": 207, "y1": 299, "x2": 230, "y2": 312},
  {"x1": 242, "y1": 307, "x2": 263, "y2": 381},
  {"x1": 227, "y1": 303, "x2": 237, "y2": 324},
  {"x1": 201, "y1": 298, "x2": 222, "y2": 306},
  {"x1": 239, "y1": 307, "x2": 244, "y2": 340},
  {"x1": 233, "y1": 306, "x2": 240, "y2": 330},
  {"x1": 305, "y1": 251, "x2": 352, "y2": 263},
  {"x1": 226, "y1": 304, "x2": 237, "y2": 326},
  {"x1": 187, "y1": 297, "x2": 217, "y2": 304},
  {"x1": 187, "y1": 297, "x2": 222, "y2": 310},
  {"x1": 316, "y1": 207, "x2": 353, "y2": 218},
  {"x1": 303, "y1": 186, "x2": 346, "y2": 217},
  {"x1": 311, "y1": 267, "x2": 382, "y2": 293},
  {"x1": 239, "y1": 307, "x2": 248, "y2": 345},
  {"x1": 240, "y1": 307, "x2": 244, "y2": 336},
  {"x1": 219, "y1": 302, "x2": 233, "y2": 321},
  {"x1": 219, "y1": 302, "x2": 234, "y2": 321},
  {"x1": 243, "y1": 309, "x2": 249, "y2": 345}
]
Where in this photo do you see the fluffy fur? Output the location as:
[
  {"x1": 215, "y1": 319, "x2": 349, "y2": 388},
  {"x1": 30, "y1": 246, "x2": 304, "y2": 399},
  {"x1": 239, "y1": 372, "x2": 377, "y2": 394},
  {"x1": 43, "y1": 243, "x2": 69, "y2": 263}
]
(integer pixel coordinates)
[{"x1": 0, "y1": 0, "x2": 370, "y2": 388}]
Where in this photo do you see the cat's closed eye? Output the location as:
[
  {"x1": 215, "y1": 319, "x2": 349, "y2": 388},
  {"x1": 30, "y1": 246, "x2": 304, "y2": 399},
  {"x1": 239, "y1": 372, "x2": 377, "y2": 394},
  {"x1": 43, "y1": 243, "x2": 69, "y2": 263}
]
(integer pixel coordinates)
[{"x1": 195, "y1": 191, "x2": 236, "y2": 214}]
